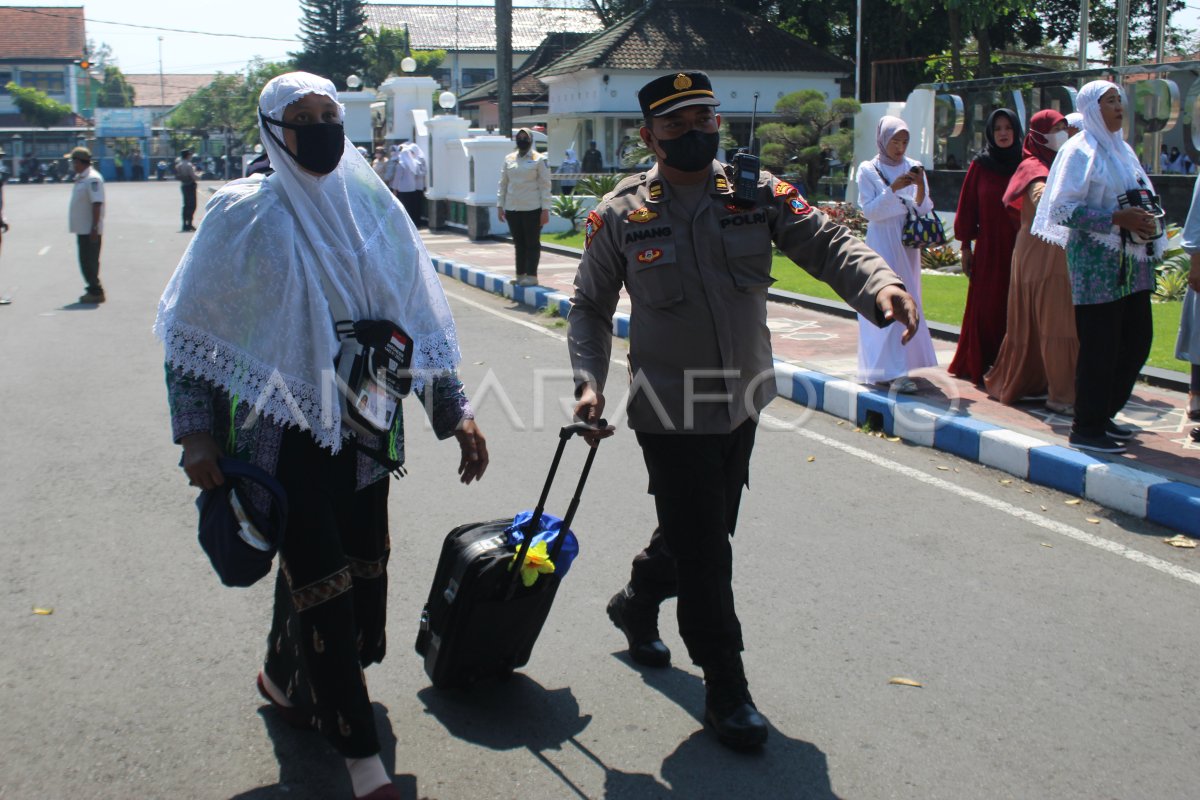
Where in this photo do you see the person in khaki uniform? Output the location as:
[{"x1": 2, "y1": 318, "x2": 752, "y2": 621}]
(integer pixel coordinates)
[
  {"x1": 568, "y1": 71, "x2": 919, "y2": 751},
  {"x1": 497, "y1": 128, "x2": 552, "y2": 286}
]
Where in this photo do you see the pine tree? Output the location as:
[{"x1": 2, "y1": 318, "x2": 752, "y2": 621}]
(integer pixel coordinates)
[{"x1": 292, "y1": 0, "x2": 368, "y2": 90}]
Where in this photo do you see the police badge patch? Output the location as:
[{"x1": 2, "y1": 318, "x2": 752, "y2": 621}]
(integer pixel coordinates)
[
  {"x1": 636, "y1": 248, "x2": 663, "y2": 264},
  {"x1": 627, "y1": 207, "x2": 659, "y2": 223},
  {"x1": 585, "y1": 211, "x2": 604, "y2": 249},
  {"x1": 774, "y1": 180, "x2": 797, "y2": 197},
  {"x1": 789, "y1": 196, "x2": 813, "y2": 216}
]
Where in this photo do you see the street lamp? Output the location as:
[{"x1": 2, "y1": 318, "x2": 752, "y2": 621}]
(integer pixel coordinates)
[
  {"x1": 401, "y1": 56, "x2": 417, "y2": 74},
  {"x1": 346, "y1": 74, "x2": 362, "y2": 90},
  {"x1": 438, "y1": 91, "x2": 456, "y2": 115}
]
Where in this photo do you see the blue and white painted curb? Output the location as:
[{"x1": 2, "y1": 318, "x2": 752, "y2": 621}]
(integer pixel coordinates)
[{"x1": 432, "y1": 256, "x2": 1200, "y2": 537}]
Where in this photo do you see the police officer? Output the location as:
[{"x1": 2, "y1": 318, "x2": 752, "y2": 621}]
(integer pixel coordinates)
[{"x1": 568, "y1": 71, "x2": 919, "y2": 750}]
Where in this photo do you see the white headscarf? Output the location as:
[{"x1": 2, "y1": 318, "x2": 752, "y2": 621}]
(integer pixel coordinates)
[
  {"x1": 398, "y1": 141, "x2": 425, "y2": 174},
  {"x1": 154, "y1": 71, "x2": 460, "y2": 451},
  {"x1": 1033, "y1": 80, "x2": 1163, "y2": 261}
]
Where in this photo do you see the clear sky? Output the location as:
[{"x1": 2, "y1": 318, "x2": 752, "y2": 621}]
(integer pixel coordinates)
[{"x1": 8, "y1": 1, "x2": 1199, "y2": 76}]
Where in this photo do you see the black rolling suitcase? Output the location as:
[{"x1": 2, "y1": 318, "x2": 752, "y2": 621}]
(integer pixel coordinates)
[{"x1": 415, "y1": 421, "x2": 603, "y2": 689}]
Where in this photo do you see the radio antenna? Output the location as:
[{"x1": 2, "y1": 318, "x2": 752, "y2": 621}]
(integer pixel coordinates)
[{"x1": 748, "y1": 91, "x2": 760, "y2": 155}]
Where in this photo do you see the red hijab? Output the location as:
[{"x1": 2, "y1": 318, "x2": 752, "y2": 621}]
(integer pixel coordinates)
[{"x1": 1002, "y1": 109, "x2": 1065, "y2": 210}]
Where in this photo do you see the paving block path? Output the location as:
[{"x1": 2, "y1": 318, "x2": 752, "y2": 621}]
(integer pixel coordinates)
[{"x1": 420, "y1": 230, "x2": 1200, "y2": 535}]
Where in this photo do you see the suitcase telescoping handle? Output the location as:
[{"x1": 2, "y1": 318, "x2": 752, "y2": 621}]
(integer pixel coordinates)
[{"x1": 507, "y1": 420, "x2": 608, "y2": 595}]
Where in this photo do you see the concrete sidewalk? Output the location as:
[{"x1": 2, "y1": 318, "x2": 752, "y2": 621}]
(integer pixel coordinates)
[{"x1": 420, "y1": 230, "x2": 1200, "y2": 536}]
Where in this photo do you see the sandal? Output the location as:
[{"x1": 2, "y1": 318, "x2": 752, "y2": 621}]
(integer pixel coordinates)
[
  {"x1": 256, "y1": 672, "x2": 313, "y2": 730},
  {"x1": 891, "y1": 377, "x2": 919, "y2": 394}
]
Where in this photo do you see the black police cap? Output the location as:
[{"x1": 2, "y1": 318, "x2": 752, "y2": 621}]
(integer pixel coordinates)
[{"x1": 638, "y1": 71, "x2": 720, "y2": 120}]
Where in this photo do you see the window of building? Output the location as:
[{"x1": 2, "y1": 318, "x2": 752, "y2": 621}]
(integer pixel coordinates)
[
  {"x1": 20, "y1": 70, "x2": 66, "y2": 94},
  {"x1": 0, "y1": 72, "x2": 12, "y2": 93},
  {"x1": 461, "y1": 68, "x2": 495, "y2": 89}
]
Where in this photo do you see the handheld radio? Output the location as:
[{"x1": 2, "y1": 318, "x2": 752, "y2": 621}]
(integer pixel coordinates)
[{"x1": 730, "y1": 91, "x2": 761, "y2": 208}]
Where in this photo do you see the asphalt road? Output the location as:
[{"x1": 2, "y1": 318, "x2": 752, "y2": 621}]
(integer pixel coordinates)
[{"x1": 2, "y1": 180, "x2": 1199, "y2": 800}]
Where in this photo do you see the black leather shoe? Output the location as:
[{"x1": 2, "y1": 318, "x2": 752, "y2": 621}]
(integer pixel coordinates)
[
  {"x1": 705, "y1": 696, "x2": 769, "y2": 750},
  {"x1": 607, "y1": 586, "x2": 670, "y2": 668},
  {"x1": 703, "y1": 652, "x2": 769, "y2": 750}
]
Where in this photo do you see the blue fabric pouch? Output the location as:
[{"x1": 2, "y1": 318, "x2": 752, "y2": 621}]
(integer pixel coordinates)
[{"x1": 504, "y1": 511, "x2": 580, "y2": 577}]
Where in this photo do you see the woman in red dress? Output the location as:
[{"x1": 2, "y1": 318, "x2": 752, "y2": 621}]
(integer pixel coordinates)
[{"x1": 949, "y1": 109, "x2": 1023, "y2": 383}]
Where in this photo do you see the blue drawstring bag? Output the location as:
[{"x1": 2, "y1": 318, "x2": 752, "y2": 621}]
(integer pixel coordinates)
[{"x1": 504, "y1": 511, "x2": 580, "y2": 577}]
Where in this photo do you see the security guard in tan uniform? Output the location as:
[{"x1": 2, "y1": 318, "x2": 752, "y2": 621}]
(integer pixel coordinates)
[{"x1": 568, "y1": 71, "x2": 919, "y2": 750}]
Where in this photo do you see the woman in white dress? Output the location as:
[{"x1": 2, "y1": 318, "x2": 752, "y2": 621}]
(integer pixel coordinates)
[{"x1": 855, "y1": 116, "x2": 938, "y2": 391}]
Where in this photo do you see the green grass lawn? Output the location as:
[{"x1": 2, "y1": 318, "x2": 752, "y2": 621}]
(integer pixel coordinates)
[
  {"x1": 539, "y1": 232, "x2": 1190, "y2": 374},
  {"x1": 544, "y1": 230, "x2": 586, "y2": 250},
  {"x1": 772, "y1": 256, "x2": 1188, "y2": 374}
]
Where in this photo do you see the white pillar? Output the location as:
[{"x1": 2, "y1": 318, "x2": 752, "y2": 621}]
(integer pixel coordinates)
[
  {"x1": 462, "y1": 136, "x2": 514, "y2": 205},
  {"x1": 426, "y1": 115, "x2": 471, "y2": 201},
  {"x1": 378, "y1": 76, "x2": 439, "y2": 142},
  {"x1": 336, "y1": 90, "x2": 376, "y2": 146}
]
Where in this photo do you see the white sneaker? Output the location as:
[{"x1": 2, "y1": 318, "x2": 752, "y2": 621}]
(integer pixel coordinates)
[{"x1": 518, "y1": 275, "x2": 539, "y2": 287}]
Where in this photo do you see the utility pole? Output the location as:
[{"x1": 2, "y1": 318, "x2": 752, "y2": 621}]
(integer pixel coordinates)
[
  {"x1": 1077, "y1": 0, "x2": 1088, "y2": 70},
  {"x1": 1114, "y1": 0, "x2": 1130, "y2": 67},
  {"x1": 855, "y1": 0, "x2": 862, "y2": 102},
  {"x1": 496, "y1": 0, "x2": 512, "y2": 136},
  {"x1": 158, "y1": 36, "x2": 165, "y2": 106}
]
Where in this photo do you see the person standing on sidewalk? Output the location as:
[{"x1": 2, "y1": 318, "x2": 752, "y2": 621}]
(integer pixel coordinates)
[
  {"x1": 498, "y1": 128, "x2": 551, "y2": 286},
  {"x1": 177, "y1": 149, "x2": 199, "y2": 231},
  {"x1": 66, "y1": 147, "x2": 105, "y2": 304},
  {"x1": 1175, "y1": 172, "x2": 1200, "y2": 426},
  {"x1": 568, "y1": 71, "x2": 918, "y2": 751},
  {"x1": 949, "y1": 109, "x2": 1023, "y2": 384},
  {"x1": 854, "y1": 116, "x2": 939, "y2": 393},
  {"x1": 1033, "y1": 80, "x2": 1164, "y2": 454}
]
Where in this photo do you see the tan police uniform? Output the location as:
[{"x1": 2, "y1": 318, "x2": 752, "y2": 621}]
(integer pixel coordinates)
[{"x1": 569, "y1": 162, "x2": 904, "y2": 434}]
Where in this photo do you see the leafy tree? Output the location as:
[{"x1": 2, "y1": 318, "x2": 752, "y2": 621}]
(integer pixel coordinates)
[
  {"x1": 83, "y1": 39, "x2": 115, "y2": 69},
  {"x1": 5, "y1": 82, "x2": 73, "y2": 128},
  {"x1": 757, "y1": 90, "x2": 861, "y2": 197},
  {"x1": 97, "y1": 66, "x2": 135, "y2": 108},
  {"x1": 168, "y1": 59, "x2": 294, "y2": 149},
  {"x1": 292, "y1": 0, "x2": 368, "y2": 89},
  {"x1": 362, "y1": 27, "x2": 445, "y2": 87}
]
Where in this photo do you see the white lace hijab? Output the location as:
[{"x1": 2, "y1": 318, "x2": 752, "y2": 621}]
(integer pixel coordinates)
[
  {"x1": 154, "y1": 71, "x2": 460, "y2": 451},
  {"x1": 1033, "y1": 80, "x2": 1164, "y2": 261}
]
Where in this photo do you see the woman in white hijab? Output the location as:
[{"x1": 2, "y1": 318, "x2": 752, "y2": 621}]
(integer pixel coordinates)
[
  {"x1": 1033, "y1": 80, "x2": 1164, "y2": 454},
  {"x1": 156, "y1": 72, "x2": 488, "y2": 800},
  {"x1": 854, "y1": 115, "x2": 939, "y2": 392}
]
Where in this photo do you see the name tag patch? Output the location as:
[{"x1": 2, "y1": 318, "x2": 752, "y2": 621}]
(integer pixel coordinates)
[
  {"x1": 719, "y1": 211, "x2": 768, "y2": 229},
  {"x1": 636, "y1": 248, "x2": 664, "y2": 264},
  {"x1": 625, "y1": 225, "x2": 672, "y2": 245}
]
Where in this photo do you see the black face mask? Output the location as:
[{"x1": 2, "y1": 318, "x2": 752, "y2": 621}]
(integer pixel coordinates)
[
  {"x1": 260, "y1": 111, "x2": 345, "y2": 175},
  {"x1": 516, "y1": 138, "x2": 531, "y2": 153},
  {"x1": 653, "y1": 129, "x2": 720, "y2": 172}
]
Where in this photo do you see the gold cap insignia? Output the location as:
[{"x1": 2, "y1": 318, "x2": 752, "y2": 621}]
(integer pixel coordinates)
[{"x1": 673, "y1": 74, "x2": 693, "y2": 91}]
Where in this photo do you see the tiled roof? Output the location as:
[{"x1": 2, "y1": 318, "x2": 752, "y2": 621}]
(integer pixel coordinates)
[
  {"x1": 458, "y1": 31, "x2": 592, "y2": 104},
  {"x1": 0, "y1": 6, "x2": 85, "y2": 61},
  {"x1": 539, "y1": 0, "x2": 851, "y2": 76},
  {"x1": 123, "y1": 74, "x2": 222, "y2": 108},
  {"x1": 364, "y1": 4, "x2": 602, "y2": 52}
]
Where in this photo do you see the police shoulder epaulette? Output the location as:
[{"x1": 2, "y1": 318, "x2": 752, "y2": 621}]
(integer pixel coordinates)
[{"x1": 611, "y1": 172, "x2": 646, "y2": 197}]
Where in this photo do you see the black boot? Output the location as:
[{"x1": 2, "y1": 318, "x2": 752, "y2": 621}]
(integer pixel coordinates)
[
  {"x1": 606, "y1": 585, "x2": 671, "y2": 668},
  {"x1": 702, "y1": 651, "x2": 768, "y2": 750}
]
